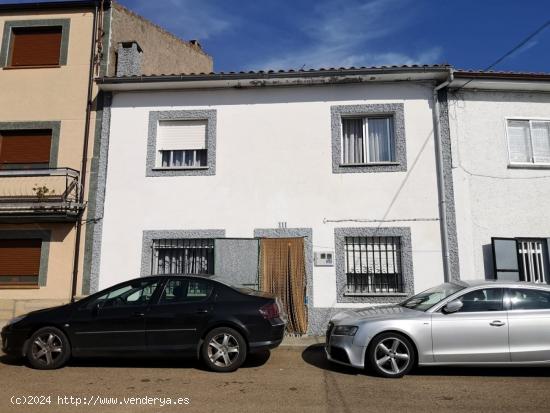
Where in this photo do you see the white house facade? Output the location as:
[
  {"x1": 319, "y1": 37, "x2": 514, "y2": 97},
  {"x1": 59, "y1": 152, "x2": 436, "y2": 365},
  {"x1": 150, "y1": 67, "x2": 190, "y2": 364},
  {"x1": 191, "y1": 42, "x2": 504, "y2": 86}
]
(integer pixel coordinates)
[
  {"x1": 447, "y1": 71, "x2": 550, "y2": 284},
  {"x1": 85, "y1": 66, "x2": 460, "y2": 334}
]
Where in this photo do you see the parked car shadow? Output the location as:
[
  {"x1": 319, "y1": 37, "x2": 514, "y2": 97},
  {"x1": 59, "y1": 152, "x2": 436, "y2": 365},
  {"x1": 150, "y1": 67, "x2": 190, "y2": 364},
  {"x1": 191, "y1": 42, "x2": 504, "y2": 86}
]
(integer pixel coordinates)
[
  {"x1": 301, "y1": 344, "x2": 359, "y2": 376},
  {"x1": 1, "y1": 350, "x2": 271, "y2": 370},
  {"x1": 301, "y1": 345, "x2": 550, "y2": 378},
  {"x1": 412, "y1": 365, "x2": 550, "y2": 378}
]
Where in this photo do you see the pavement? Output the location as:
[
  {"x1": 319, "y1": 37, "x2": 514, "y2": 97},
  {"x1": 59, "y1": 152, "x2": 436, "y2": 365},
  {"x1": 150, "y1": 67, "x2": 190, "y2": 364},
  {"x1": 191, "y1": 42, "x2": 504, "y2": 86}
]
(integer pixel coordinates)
[{"x1": 1, "y1": 344, "x2": 550, "y2": 413}]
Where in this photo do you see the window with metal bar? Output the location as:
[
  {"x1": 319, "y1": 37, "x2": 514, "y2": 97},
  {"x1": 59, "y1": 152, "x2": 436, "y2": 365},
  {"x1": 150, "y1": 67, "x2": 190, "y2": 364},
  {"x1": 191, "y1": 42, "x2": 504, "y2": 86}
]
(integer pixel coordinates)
[
  {"x1": 152, "y1": 239, "x2": 214, "y2": 275},
  {"x1": 341, "y1": 116, "x2": 395, "y2": 165},
  {"x1": 518, "y1": 239, "x2": 548, "y2": 283},
  {"x1": 344, "y1": 236, "x2": 403, "y2": 293}
]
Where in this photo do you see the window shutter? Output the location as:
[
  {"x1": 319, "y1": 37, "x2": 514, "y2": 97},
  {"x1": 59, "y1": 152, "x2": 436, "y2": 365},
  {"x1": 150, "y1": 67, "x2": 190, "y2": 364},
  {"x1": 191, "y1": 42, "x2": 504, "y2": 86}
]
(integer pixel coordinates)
[
  {"x1": 492, "y1": 238, "x2": 520, "y2": 281},
  {"x1": 157, "y1": 120, "x2": 207, "y2": 151},
  {"x1": 0, "y1": 239, "x2": 41, "y2": 278},
  {"x1": 0, "y1": 130, "x2": 52, "y2": 165},
  {"x1": 10, "y1": 26, "x2": 62, "y2": 67},
  {"x1": 531, "y1": 121, "x2": 550, "y2": 164},
  {"x1": 507, "y1": 120, "x2": 531, "y2": 163}
]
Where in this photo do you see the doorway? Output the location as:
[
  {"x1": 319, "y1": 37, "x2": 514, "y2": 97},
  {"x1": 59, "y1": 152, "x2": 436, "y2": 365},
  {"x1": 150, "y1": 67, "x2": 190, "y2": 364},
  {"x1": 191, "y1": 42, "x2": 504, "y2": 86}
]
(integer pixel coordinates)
[{"x1": 259, "y1": 238, "x2": 308, "y2": 335}]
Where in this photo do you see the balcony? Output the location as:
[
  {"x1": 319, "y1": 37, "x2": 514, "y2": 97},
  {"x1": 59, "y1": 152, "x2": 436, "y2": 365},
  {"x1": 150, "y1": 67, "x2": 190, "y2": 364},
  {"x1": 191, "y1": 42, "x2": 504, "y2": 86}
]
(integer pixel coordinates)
[{"x1": 0, "y1": 168, "x2": 85, "y2": 221}]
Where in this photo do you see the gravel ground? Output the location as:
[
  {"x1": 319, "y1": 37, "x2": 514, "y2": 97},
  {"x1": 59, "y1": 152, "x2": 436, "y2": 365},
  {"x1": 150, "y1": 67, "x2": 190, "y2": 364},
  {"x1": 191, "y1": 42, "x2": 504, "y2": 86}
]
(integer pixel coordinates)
[{"x1": 1, "y1": 344, "x2": 550, "y2": 413}]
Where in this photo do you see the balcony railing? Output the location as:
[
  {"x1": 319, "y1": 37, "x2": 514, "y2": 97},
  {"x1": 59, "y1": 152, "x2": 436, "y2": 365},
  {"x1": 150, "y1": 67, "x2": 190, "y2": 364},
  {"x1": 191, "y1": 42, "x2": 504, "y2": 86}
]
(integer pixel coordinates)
[{"x1": 0, "y1": 168, "x2": 85, "y2": 221}]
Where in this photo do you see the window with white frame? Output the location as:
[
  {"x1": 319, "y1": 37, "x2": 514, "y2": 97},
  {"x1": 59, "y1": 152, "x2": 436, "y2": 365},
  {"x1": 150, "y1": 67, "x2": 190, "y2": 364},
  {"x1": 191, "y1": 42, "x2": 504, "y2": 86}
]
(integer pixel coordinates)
[
  {"x1": 506, "y1": 119, "x2": 550, "y2": 165},
  {"x1": 152, "y1": 238, "x2": 214, "y2": 275},
  {"x1": 344, "y1": 236, "x2": 403, "y2": 293},
  {"x1": 341, "y1": 116, "x2": 395, "y2": 164},
  {"x1": 156, "y1": 120, "x2": 208, "y2": 168}
]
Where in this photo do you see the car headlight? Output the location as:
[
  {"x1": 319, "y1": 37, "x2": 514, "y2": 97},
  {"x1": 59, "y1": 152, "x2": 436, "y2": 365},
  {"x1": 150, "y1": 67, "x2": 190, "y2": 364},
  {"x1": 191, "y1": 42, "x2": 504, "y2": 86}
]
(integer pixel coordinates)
[
  {"x1": 332, "y1": 325, "x2": 358, "y2": 336},
  {"x1": 6, "y1": 315, "x2": 26, "y2": 326}
]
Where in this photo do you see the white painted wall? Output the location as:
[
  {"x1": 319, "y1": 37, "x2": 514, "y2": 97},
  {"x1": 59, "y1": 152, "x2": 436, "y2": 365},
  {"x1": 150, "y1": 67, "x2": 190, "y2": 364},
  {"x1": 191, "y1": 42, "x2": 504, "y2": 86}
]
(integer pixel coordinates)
[
  {"x1": 98, "y1": 82, "x2": 445, "y2": 308},
  {"x1": 449, "y1": 89, "x2": 550, "y2": 279}
]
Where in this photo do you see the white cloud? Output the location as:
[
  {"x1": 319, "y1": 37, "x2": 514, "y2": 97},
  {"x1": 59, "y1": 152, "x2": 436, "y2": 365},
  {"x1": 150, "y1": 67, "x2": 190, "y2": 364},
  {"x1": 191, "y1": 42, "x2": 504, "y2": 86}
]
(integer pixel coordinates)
[
  {"x1": 252, "y1": 0, "x2": 443, "y2": 70},
  {"x1": 127, "y1": 0, "x2": 235, "y2": 40}
]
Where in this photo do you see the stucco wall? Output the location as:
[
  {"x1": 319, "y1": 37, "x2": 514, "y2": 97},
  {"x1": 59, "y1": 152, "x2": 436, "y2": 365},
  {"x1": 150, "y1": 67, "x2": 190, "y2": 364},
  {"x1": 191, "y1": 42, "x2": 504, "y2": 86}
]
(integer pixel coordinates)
[
  {"x1": 108, "y1": 3, "x2": 213, "y2": 77},
  {"x1": 0, "y1": 8, "x2": 94, "y2": 303},
  {"x1": 96, "y1": 82, "x2": 446, "y2": 313},
  {"x1": 449, "y1": 89, "x2": 550, "y2": 280}
]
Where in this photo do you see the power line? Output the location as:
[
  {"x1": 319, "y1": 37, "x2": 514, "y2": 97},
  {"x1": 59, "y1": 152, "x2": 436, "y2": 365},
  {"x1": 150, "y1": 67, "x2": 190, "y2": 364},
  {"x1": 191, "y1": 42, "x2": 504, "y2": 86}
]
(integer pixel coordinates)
[{"x1": 455, "y1": 19, "x2": 550, "y2": 91}]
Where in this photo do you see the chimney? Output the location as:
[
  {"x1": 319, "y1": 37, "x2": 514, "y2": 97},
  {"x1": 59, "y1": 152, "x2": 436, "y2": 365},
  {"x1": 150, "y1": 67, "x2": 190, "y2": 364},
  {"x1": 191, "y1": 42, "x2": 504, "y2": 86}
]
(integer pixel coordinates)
[{"x1": 116, "y1": 41, "x2": 143, "y2": 77}]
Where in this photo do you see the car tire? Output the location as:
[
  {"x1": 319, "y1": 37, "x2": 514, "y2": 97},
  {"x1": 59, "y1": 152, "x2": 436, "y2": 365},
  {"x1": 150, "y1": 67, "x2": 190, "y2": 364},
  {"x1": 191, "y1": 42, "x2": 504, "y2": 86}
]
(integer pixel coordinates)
[
  {"x1": 201, "y1": 327, "x2": 247, "y2": 372},
  {"x1": 367, "y1": 332, "x2": 415, "y2": 378},
  {"x1": 26, "y1": 326, "x2": 71, "y2": 370}
]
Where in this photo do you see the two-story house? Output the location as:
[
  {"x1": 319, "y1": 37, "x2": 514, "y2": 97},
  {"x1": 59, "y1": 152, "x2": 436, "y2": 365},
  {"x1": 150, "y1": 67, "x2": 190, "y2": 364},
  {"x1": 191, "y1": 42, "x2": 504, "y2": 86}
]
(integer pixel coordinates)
[
  {"x1": 90, "y1": 65, "x2": 459, "y2": 334},
  {"x1": 0, "y1": 0, "x2": 212, "y2": 327},
  {"x1": 447, "y1": 70, "x2": 550, "y2": 284}
]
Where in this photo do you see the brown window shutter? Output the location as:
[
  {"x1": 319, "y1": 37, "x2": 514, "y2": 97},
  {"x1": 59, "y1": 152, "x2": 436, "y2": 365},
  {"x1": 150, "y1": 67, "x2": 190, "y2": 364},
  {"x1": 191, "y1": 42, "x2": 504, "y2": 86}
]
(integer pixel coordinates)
[
  {"x1": 10, "y1": 26, "x2": 62, "y2": 67},
  {"x1": 0, "y1": 239, "x2": 42, "y2": 285},
  {"x1": 0, "y1": 130, "x2": 52, "y2": 166}
]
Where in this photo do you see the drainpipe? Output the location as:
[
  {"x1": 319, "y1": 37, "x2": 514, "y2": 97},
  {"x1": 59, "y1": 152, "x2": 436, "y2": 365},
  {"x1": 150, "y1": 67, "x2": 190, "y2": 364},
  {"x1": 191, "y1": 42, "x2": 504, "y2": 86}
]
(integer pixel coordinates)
[
  {"x1": 432, "y1": 68, "x2": 454, "y2": 282},
  {"x1": 70, "y1": 2, "x2": 100, "y2": 302}
]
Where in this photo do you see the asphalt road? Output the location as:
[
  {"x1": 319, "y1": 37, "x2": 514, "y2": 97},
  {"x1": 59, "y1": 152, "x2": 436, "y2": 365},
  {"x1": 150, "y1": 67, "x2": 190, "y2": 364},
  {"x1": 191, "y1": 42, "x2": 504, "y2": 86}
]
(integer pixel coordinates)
[{"x1": 1, "y1": 344, "x2": 550, "y2": 413}]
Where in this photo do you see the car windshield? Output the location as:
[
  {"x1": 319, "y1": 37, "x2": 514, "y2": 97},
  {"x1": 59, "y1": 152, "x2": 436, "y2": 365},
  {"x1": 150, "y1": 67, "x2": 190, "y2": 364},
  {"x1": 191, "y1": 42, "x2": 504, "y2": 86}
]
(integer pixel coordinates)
[{"x1": 399, "y1": 283, "x2": 465, "y2": 311}]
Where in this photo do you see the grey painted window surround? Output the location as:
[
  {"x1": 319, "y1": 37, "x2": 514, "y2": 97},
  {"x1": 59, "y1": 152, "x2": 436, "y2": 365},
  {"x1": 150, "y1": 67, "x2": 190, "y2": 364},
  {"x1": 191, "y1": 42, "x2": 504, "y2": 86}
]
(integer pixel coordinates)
[
  {"x1": 0, "y1": 230, "x2": 51, "y2": 287},
  {"x1": 0, "y1": 121, "x2": 61, "y2": 168},
  {"x1": 334, "y1": 227, "x2": 414, "y2": 303},
  {"x1": 140, "y1": 229, "x2": 225, "y2": 276},
  {"x1": 146, "y1": 110, "x2": 217, "y2": 177},
  {"x1": 331, "y1": 103, "x2": 407, "y2": 173},
  {"x1": 0, "y1": 19, "x2": 71, "y2": 67}
]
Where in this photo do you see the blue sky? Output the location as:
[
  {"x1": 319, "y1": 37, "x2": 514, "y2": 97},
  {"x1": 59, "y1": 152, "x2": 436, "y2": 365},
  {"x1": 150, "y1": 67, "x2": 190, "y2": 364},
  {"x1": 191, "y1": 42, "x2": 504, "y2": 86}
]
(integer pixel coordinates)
[{"x1": 3, "y1": 0, "x2": 550, "y2": 73}]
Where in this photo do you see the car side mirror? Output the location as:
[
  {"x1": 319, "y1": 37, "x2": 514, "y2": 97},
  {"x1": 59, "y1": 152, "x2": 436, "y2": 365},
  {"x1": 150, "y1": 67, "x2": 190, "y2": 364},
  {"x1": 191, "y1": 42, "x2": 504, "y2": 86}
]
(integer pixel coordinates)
[{"x1": 443, "y1": 299, "x2": 463, "y2": 314}]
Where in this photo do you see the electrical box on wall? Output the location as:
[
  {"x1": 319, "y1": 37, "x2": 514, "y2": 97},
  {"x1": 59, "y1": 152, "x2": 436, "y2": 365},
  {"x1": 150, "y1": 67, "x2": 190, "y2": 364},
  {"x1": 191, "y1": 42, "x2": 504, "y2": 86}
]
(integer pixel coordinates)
[{"x1": 314, "y1": 251, "x2": 334, "y2": 266}]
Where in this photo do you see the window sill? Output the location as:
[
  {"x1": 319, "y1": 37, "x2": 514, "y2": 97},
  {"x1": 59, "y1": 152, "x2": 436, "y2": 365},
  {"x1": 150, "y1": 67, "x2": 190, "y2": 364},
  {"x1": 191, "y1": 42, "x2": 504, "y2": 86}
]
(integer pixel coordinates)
[
  {"x1": 0, "y1": 285, "x2": 40, "y2": 289},
  {"x1": 3, "y1": 65, "x2": 61, "y2": 70},
  {"x1": 339, "y1": 162, "x2": 400, "y2": 167},
  {"x1": 152, "y1": 166, "x2": 209, "y2": 171},
  {"x1": 344, "y1": 292, "x2": 408, "y2": 297},
  {"x1": 508, "y1": 163, "x2": 550, "y2": 170}
]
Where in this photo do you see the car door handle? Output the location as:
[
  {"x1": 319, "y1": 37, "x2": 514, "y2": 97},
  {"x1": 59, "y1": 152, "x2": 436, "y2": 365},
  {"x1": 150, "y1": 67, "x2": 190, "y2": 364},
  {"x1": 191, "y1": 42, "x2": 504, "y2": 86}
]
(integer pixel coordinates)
[
  {"x1": 490, "y1": 320, "x2": 505, "y2": 327},
  {"x1": 196, "y1": 309, "x2": 209, "y2": 314},
  {"x1": 133, "y1": 312, "x2": 145, "y2": 317}
]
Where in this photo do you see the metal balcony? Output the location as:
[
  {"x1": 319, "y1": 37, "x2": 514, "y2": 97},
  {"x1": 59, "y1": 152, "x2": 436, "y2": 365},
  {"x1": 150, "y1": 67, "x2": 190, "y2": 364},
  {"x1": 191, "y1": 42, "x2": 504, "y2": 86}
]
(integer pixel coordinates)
[{"x1": 0, "y1": 168, "x2": 85, "y2": 221}]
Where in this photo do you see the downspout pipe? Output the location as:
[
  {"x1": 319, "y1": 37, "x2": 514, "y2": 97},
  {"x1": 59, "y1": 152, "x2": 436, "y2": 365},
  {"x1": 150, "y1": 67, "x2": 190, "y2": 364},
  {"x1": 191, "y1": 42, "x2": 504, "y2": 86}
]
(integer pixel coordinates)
[
  {"x1": 70, "y1": 2, "x2": 100, "y2": 302},
  {"x1": 432, "y1": 68, "x2": 454, "y2": 282}
]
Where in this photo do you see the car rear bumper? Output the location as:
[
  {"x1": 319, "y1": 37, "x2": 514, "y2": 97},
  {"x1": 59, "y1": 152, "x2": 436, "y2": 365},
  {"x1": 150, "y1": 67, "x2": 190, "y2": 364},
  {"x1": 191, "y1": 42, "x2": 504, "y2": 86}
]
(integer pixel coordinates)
[
  {"x1": 249, "y1": 320, "x2": 285, "y2": 352},
  {"x1": 325, "y1": 326, "x2": 366, "y2": 369}
]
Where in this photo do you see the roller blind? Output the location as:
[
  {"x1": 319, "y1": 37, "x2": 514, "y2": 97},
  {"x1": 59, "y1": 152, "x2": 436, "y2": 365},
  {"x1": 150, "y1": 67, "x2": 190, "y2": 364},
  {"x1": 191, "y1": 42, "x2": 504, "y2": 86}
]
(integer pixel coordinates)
[
  {"x1": 531, "y1": 121, "x2": 550, "y2": 164},
  {"x1": 157, "y1": 120, "x2": 207, "y2": 151},
  {"x1": 0, "y1": 239, "x2": 41, "y2": 277},
  {"x1": 507, "y1": 120, "x2": 531, "y2": 163},
  {"x1": 10, "y1": 26, "x2": 62, "y2": 67},
  {"x1": 0, "y1": 130, "x2": 52, "y2": 165}
]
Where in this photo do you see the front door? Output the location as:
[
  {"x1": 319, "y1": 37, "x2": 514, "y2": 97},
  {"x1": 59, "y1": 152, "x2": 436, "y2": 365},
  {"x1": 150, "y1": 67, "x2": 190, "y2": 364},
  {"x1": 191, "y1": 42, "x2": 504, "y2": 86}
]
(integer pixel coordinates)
[
  {"x1": 146, "y1": 277, "x2": 214, "y2": 351},
  {"x1": 260, "y1": 237, "x2": 307, "y2": 334},
  {"x1": 431, "y1": 287, "x2": 509, "y2": 363},
  {"x1": 70, "y1": 279, "x2": 160, "y2": 353}
]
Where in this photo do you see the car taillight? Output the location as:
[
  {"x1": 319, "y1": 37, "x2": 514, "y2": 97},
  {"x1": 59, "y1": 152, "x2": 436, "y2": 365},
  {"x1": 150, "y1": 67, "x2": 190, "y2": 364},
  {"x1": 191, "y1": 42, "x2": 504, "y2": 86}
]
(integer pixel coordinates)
[{"x1": 259, "y1": 301, "x2": 280, "y2": 320}]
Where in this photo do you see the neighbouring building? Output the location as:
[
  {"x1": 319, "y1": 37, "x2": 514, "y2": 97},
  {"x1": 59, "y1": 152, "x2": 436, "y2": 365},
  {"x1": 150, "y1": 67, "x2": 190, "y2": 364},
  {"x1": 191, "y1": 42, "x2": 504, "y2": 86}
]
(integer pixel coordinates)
[
  {"x1": 0, "y1": 0, "x2": 213, "y2": 327},
  {"x1": 447, "y1": 70, "x2": 550, "y2": 284},
  {"x1": 91, "y1": 66, "x2": 460, "y2": 334}
]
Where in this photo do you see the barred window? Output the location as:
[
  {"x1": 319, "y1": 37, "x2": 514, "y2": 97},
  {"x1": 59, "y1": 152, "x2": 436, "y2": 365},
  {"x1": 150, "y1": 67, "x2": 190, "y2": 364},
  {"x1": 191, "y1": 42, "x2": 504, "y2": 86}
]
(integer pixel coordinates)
[
  {"x1": 152, "y1": 239, "x2": 214, "y2": 275},
  {"x1": 345, "y1": 236, "x2": 403, "y2": 294}
]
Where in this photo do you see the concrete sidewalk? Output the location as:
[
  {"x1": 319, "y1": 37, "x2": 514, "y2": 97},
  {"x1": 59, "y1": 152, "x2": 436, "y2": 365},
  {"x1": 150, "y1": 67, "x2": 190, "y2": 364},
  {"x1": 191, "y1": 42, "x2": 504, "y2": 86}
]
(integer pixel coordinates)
[{"x1": 280, "y1": 335, "x2": 324, "y2": 347}]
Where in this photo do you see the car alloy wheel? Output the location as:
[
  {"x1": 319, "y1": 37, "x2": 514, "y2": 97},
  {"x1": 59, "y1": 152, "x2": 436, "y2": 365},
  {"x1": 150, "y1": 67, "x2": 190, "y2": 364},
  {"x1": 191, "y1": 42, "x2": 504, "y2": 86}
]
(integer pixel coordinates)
[
  {"x1": 207, "y1": 333, "x2": 240, "y2": 367},
  {"x1": 368, "y1": 332, "x2": 415, "y2": 378},
  {"x1": 202, "y1": 327, "x2": 247, "y2": 372},
  {"x1": 27, "y1": 327, "x2": 71, "y2": 370}
]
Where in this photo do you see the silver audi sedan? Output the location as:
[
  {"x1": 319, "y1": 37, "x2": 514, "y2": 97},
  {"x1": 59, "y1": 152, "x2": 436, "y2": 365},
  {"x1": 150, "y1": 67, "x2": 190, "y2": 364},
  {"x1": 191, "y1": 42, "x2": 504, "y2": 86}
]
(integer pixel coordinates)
[{"x1": 326, "y1": 280, "x2": 550, "y2": 378}]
